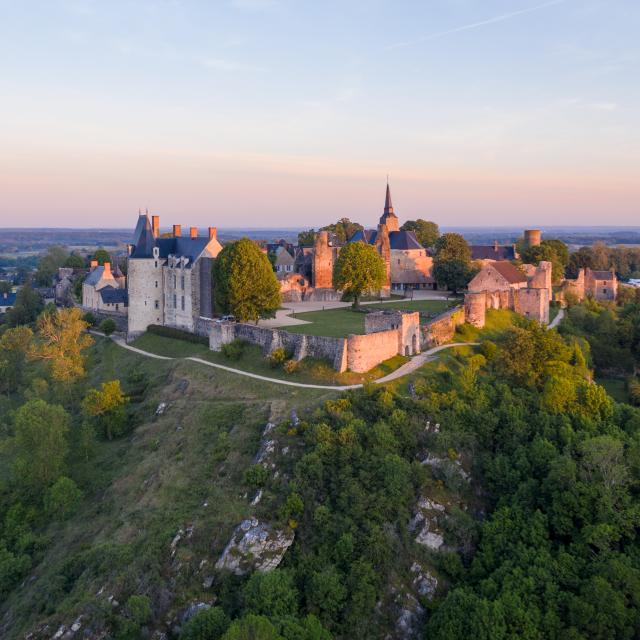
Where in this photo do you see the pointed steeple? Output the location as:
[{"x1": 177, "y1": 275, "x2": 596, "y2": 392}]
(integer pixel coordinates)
[{"x1": 384, "y1": 178, "x2": 393, "y2": 216}]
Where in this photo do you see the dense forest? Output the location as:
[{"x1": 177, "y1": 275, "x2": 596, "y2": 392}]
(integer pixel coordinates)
[{"x1": 2, "y1": 289, "x2": 640, "y2": 637}]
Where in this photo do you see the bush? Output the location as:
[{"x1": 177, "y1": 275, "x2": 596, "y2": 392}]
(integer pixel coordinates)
[
  {"x1": 126, "y1": 594, "x2": 152, "y2": 625},
  {"x1": 221, "y1": 339, "x2": 246, "y2": 360},
  {"x1": 629, "y1": 378, "x2": 640, "y2": 406},
  {"x1": 182, "y1": 607, "x2": 230, "y2": 640},
  {"x1": 82, "y1": 311, "x2": 97, "y2": 327},
  {"x1": 244, "y1": 464, "x2": 269, "y2": 488},
  {"x1": 267, "y1": 347, "x2": 288, "y2": 368},
  {"x1": 283, "y1": 359, "x2": 298, "y2": 374},
  {"x1": 479, "y1": 340, "x2": 497, "y2": 360},
  {"x1": 100, "y1": 318, "x2": 116, "y2": 336},
  {"x1": 44, "y1": 476, "x2": 82, "y2": 519},
  {"x1": 147, "y1": 324, "x2": 208, "y2": 345}
]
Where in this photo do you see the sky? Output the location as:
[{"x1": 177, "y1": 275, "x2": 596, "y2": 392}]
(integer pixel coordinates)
[{"x1": 0, "y1": 0, "x2": 639, "y2": 229}]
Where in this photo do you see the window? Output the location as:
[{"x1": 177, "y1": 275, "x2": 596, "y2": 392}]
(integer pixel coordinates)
[
  {"x1": 173, "y1": 294, "x2": 177, "y2": 308},
  {"x1": 181, "y1": 296, "x2": 185, "y2": 311},
  {"x1": 155, "y1": 260, "x2": 158, "y2": 268},
  {"x1": 115, "y1": 304, "x2": 119, "y2": 311},
  {"x1": 181, "y1": 276, "x2": 185, "y2": 289},
  {"x1": 173, "y1": 275, "x2": 177, "y2": 288},
  {"x1": 154, "y1": 300, "x2": 159, "y2": 309},
  {"x1": 155, "y1": 281, "x2": 158, "y2": 288}
]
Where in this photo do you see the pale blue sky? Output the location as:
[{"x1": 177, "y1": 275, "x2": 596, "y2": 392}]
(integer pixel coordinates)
[{"x1": 0, "y1": 0, "x2": 638, "y2": 228}]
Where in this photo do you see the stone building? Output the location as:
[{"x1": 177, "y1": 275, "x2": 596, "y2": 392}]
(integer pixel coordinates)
[
  {"x1": 470, "y1": 241, "x2": 519, "y2": 265},
  {"x1": 82, "y1": 261, "x2": 128, "y2": 315},
  {"x1": 465, "y1": 260, "x2": 553, "y2": 326},
  {"x1": 561, "y1": 268, "x2": 618, "y2": 302},
  {"x1": 126, "y1": 213, "x2": 222, "y2": 339}
]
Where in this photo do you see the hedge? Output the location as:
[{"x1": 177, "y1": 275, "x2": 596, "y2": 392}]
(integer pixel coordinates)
[{"x1": 147, "y1": 324, "x2": 208, "y2": 345}]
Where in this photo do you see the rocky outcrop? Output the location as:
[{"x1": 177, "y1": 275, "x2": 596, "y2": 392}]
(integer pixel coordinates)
[
  {"x1": 215, "y1": 519, "x2": 294, "y2": 575},
  {"x1": 410, "y1": 496, "x2": 446, "y2": 551}
]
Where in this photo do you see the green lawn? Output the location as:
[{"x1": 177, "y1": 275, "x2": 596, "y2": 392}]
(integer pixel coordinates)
[
  {"x1": 131, "y1": 332, "x2": 409, "y2": 386},
  {"x1": 285, "y1": 299, "x2": 454, "y2": 338},
  {"x1": 454, "y1": 309, "x2": 518, "y2": 342}
]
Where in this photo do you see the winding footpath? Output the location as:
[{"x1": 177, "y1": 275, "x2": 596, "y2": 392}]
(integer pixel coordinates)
[
  {"x1": 92, "y1": 309, "x2": 563, "y2": 391},
  {"x1": 92, "y1": 332, "x2": 478, "y2": 391}
]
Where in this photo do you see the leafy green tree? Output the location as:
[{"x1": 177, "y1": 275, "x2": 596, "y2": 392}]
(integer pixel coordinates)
[
  {"x1": 213, "y1": 238, "x2": 281, "y2": 323},
  {"x1": 44, "y1": 476, "x2": 82, "y2": 518},
  {"x1": 0, "y1": 542, "x2": 31, "y2": 598},
  {"x1": 0, "y1": 280, "x2": 11, "y2": 294},
  {"x1": 307, "y1": 567, "x2": 347, "y2": 624},
  {"x1": 333, "y1": 241, "x2": 386, "y2": 308},
  {"x1": 298, "y1": 229, "x2": 316, "y2": 246},
  {"x1": 125, "y1": 594, "x2": 152, "y2": 625},
  {"x1": 521, "y1": 239, "x2": 569, "y2": 283},
  {"x1": 182, "y1": 607, "x2": 230, "y2": 640},
  {"x1": 35, "y1": 245, "x2": 69, "y2": 286},
  {"x1": 221, "y1": 614, "x2": 283, "y2": 640},
  {"x1": 433, "y1": 233, "x2": 472, "y2": 292},
  {"x1": 92, "y1": 248, "x2": 111, "y2": 265},
  {"x1": 6, "y1": 281, "x2": 43, "y2": 327},
  {"x1": 243, "y1": 569, "x2": 299, "y2": 618},
  {"x1": 63, "y1": 254, "x2": 86, "y2": 268},
  {"x1": 100, "y1": 318, "x2": 116, "y2": 336},
  {"x1": 321, "y1": 218, "x2": 363, "y2": 244},
  {"x1": 81, "y1": 380, "x2": 128, "y2": 440},
  {"x1": 400, "y1": 219, "x2": 439, "y2": 247},
  {"x1": 0, "y1": 326, "x2": 33, "y2": 395},
  {"x1": 13, "y1": 399, "x2": 70, "y2": 495}
]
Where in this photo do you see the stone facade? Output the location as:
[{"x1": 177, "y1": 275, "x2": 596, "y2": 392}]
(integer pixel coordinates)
[
  {"x1": 365, "y1": 309, "x2": 421, "y2": 356},
  {"x1": 514, "y1": 288, "x2": 550, "y2": 324},
  {"x1": 560, "y1": 268, "x2": 618, "y2": 303},
  {"x1": 421, "y1": 306, "x2": 465, "y2": 346},
  {"x1": 82, "y1": 261, "x2": 127, "y2": 316},
  {"x1": 347, "y1": 330, "x2": 399, "y2": 372},
  {"x1": 312, "y1": 231, "x2": 335, "y2": 290}
]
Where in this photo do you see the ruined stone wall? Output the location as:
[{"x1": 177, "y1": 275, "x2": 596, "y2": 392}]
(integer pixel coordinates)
[
  {"x1": 514, "y1": 288, "x2": 550, "y2": 323},
  {"x1": 209, "y1": 322, "x2": 348, "y2": 372},
  {"x1": 421, "y1": 306, "x2": 465, "y2": 347},
  {"x1": 586, "y1": 269, "x2": 618, "y2": 301},
  {"x1": 365, "y1": 309, "x2": 420, "y2": 355},
  {"x1": 194, "y1": 316, "x2": 214, "y2": 338},
  {"x1": 464, "y1": 292, "x2": 487, "y2": 328},
  {"x1": 529, "y1": 261, "x2": 553, "y2": 297},
  {"x1": 346, "y1": 329, "x2": 399, "y2": 373},
  {"x1": 91, "y1": 310, "x2": 128, "y2": 332},
  {"x1": 390, "y1": 250, "x2": 434, "y2": 286},
  {"x1": 375, "y1": 223, "x2": 392, "y2": 293}
]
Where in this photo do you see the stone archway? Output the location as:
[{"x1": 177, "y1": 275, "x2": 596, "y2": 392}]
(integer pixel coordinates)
[{"x1": 405, "y1": 345, "x2": 410, "y2": 356}]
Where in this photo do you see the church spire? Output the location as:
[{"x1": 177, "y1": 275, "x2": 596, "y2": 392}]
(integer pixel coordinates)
[{"x1": 384, "y1": 179, "x2": 394, "y2": 216}]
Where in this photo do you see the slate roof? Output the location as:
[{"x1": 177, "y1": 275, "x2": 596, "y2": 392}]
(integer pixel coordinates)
[
  {"x1": 471, "y1": 245, "x2": 517, "y2": 261},
  {"x1": 99, "y1": 286, "x2": 128, "y2": 305},
  {"x1": 349, "y1": 229, "x2": 423, "y2": 251},
  {"x1": 590, "y1": 270, "x2": 615, "y2": 280},
  {"x1": 84, "y1": 265, "x2": 108, "y2": 286},
  {"x1": 0, "y1": 291, "x2": 17, "y2": 307},
  {"x1": 491, "y1": 261, "x2": 527, "y2": 284},
  {"x1": 130, "y1": 214, "x2": 155, "y2": 258}
]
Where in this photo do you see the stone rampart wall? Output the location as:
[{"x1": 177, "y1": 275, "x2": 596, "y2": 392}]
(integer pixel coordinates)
[
  {"x1": 346, "y1": 329, "x2": 399, "y2": 373},
  {"x1": 421, "y1": 306, "x2": 465, "y2": 347}
]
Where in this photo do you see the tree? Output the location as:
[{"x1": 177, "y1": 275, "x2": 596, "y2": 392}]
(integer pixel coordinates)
[
  {"x1": 30, "y1": 307, "x2": 93, "y2": 383},
  {"x1": 0, "y1": 326, "x2": 33, "y2": 395},
  {"x1": 100, "y1": 318, "x2": 116, "y2": 336},
  {"x1": 244, "y1": 570, "x2": 299, "y2": 618},
  {"x1": 433, "y1": 233, "x2": 472, "y2": 293},
  {"x1": 92, "y1": 248, "x2": 111, "y2": 265},
  {"x1": 81, "y1": 380, "x2": 128, "y2": 440},
  {"x1": 35, "y1": 246, "x2": 69, "y2": 286},
  {"x1": 213, "y1": 238, "x2": 281, "y2": 323},
  {"x1": 6, "y1": 280, "x2": 43, "y2": 327},
  {"x1": 63, "y1": 254, "x2": 86, "y2": 268},
  {"x1": 44, "y1": 476, "x2": 82, "y2": 518},
  {"x1": 298, "y1": 229, "x2": 316, "y2": 246},
  {"x1": 0, "y1": 280, "x2": 11, "y2": 294},
  {"x1": 182, "y1": 607, "x2": 230, "y2": 640},
  {"x1": 333, "y1": 242, "x2": 386, "y2": 308},
  {"x1": 221, "y1": 614, "x2": 283, "y2": 640},
  {"x1": 521, "y1": 239, "x2": 569, "y2": 283},
  {"x1": 321, "y1": 218, "x2": 363, "y2": 244},
  {"x1": 400, "y1": 219, "x2": 439, "y2": 247},
  {"x1": 13, "y1": 399, "x2": 70, "y2": 495}
]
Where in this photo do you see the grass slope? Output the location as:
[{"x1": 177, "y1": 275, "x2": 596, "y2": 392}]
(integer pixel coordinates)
[{"x1": 0, "y1": 339, "x2": 334, "y2": 639}]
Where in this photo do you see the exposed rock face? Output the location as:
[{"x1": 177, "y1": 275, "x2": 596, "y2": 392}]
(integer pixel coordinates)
[
  {"x1": 410, "y1": 562, "x2": 438, "y2": 599},
  {"x1": 410, "y1": 496, "x2": 446, "y2": 551},
  {"x1": 215, "y1": 519, "x2": 294, "y2": 575}
]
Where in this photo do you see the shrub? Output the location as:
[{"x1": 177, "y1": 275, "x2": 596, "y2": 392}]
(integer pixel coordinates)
[
  {"x1": 182, "y1": 607, "x2": 230, "y2": 640},
  {"x1": 244, "y1": 464, "x2": 269, "y2": 488},
  {"x1": 147, "y1": 324, "x2": 208, "y2": 345},
  {"x1": 283, "y1": 359, "x2": 298, "y2": 374},
  {"x1": 629, "y1": 378, "x2": 640, "y2": 406},
  {"x1": 100, "y1": 318, "x2": 116, "y2": 336},
  {"x1": 126, "y1": 594, "x2": 152, "y2": 625},
  {"x1": 221, "y1": 339, "x2": 246, "y2": 360},
  {"x1": 267, "y1": 347, "x2": 288, "y2": 368},
  {"x1": 44, "y1": 476, "x2": 82, "y2": 519},
  {"x1": 479, "y1": 340, "x2": 497, "y2": 360},
  {"x1": 82, "y1": 311, "x2": 97, "y2": 326}
]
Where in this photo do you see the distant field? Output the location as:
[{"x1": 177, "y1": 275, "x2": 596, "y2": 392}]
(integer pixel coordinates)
[{"x1": 286, "y1": 299, "x2": 454, "y2": 338}]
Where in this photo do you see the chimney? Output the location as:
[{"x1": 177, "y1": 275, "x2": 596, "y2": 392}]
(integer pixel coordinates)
[
  {"x1": 90, "y1": 260, "x2": 98, "y2": 268},
  {"x1": 208, "y1": 226, "x2": 217, "y2": 240},
  {"x1": 152, "y1": 215, "x2": 160, "y2": 238},
  {"x1": 103, "y1": 262, "x2": 112, "y2": 278},
  {"x1": 173, "y1": 224, "x2": 181, "y2": 237},
  {"x1": 190, "y1": 226, "x2": 198, "y2": 238}
]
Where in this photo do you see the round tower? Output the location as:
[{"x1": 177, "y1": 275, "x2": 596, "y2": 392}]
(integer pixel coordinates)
[
  {"x1": 464, "y1": 292, "x2": 486, "y2": 328},
  {"x1": 524, "y1": 229, "x2": 541, "y2": 248}
]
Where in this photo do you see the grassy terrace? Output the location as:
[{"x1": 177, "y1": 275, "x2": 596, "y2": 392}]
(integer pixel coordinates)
[
  {"x1": 285, "y1": 299, "x2": 457, "y2": 338},
  {"x1": 130, "y1": 332, "x2": 410, "y2": 386}
]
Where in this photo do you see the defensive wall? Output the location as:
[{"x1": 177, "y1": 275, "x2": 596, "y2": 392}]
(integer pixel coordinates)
[
  {"x1": 421, "y1": 306, "x2": 465, "y2": 346},
  {"x1": 209, "y1": 309, "x2": 420, "y2": 373}
]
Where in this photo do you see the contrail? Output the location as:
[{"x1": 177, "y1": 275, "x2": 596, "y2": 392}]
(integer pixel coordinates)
[{"x1": 386, "y1": 0, "x2": 568, "y2": 50}]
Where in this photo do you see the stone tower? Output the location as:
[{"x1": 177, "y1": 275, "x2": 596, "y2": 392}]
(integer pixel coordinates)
[
  {"x1": 379, "y1": 181, "x2": 400, "y2": 232},
  {"x1": 375, "y1": 223, "x2": 392, "y2": 294},
  {"x1": 524, "y1": 229, "x2": 542, "y2": 248},
  {"x1": 312, "y1": 230, "x2": 334, "y2": 289}
]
